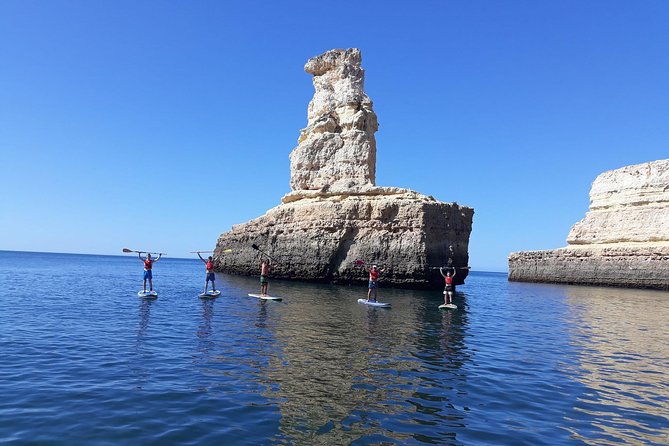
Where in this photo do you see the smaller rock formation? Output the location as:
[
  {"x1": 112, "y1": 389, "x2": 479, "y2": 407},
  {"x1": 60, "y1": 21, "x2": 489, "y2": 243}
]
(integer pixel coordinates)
[{"x1": 509, "y1": 159, "x2": 669, "y2": 289}]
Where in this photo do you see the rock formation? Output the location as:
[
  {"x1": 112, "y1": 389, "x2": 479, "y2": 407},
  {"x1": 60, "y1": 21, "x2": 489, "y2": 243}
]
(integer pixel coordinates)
[
  {"x1": 509, "y1": 159, "x2": 669, "y2": 289},
  {"x1": 214, "y1": 49, "x2": 474, "y2": 289},
  {"x1": 289, "y1": 48, "x2": 378, "y2": 191}
]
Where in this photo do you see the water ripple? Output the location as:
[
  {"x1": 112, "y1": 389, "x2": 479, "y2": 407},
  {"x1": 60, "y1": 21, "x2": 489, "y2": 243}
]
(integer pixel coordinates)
[{"x1": 0, "y1": 253, "x2": 668, "y2": 444}]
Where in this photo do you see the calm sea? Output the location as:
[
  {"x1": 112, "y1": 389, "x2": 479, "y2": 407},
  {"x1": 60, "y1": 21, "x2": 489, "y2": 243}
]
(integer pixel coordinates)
[{"x1": 0, "y1": 251, "x2": 667, "y2": 445}]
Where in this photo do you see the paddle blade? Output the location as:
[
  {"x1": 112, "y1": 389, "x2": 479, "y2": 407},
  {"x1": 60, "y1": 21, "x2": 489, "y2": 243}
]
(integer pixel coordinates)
[
  {"x1": 222, "y1": 249, "x2": 233, "y2": 253},
  {"x1": 251, "y1": 244, "x2": 260, "y2": 250},
  {"x1": 354, "y1": 259, "x2": 365, "y2": 266},
  {"x1": 122, "y1": 248, "x2": 133, "y2": 253}
]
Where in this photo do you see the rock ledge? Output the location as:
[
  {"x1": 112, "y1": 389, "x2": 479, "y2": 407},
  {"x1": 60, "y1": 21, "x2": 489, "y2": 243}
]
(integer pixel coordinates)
[{"x1": 509, "y1": 159, "x2": 669, "y2": 289}]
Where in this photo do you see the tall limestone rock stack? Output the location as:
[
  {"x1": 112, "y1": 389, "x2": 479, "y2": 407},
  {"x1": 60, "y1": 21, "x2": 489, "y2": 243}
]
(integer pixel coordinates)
[
  {"x1": 214, "y1": 48, "x2": 474, "y2": 289},
  {"x1": 509, "y1": 159, "x2": 669, "y2": 289},
  {"x1": 289, "y1": 48, "x2": 377, "y2": 191}
]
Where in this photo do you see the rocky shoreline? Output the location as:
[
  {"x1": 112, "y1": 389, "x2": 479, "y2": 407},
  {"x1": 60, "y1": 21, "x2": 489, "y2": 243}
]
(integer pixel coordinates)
[
  {"x1": 215, "y1": 186, "x2": 473, "y2": 289},
  {"x1": 509, "y1": 160, "x2": 669, "y2": 290}
]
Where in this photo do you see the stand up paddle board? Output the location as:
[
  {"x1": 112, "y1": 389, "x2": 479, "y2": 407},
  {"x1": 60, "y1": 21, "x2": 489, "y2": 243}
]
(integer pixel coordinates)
[
  {"x1": 199, "y1": 290, "x2": 221, "y2": 298},
  {"x1": 439, "y1": 303, "x2": 458, "y2": 310},
  {"x1": 357, "y1": 298, "x2": 391, "y2": 308},
  {"x1": 138, "y1": 290, "x2": 158, "y2": 299},
  {"x1": 248, "y1": 293, "x2": 282, "y2": 301}
]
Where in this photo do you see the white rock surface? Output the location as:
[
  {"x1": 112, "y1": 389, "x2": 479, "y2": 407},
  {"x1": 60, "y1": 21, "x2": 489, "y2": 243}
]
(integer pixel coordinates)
[
  {"x1": 289, "y1": 48, "x2": 378, "y2": 191},
  {"x1": 509, "y1": 159, "x2": 669, "y2": 289},
  {"x1": 216, "y1": 190, "x2": 473, "y2": 288},
  {"x1": 568, "y1": 160, "x2": 669, "y2": 244}
]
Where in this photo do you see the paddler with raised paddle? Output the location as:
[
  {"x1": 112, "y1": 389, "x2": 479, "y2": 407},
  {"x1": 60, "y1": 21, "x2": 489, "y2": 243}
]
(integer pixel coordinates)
[
  {"x1": 196, "y1": 251, "x2": 217, "y2": 294},
  {"x1": 252, "y1": 244, "x2": 275, "y2": 297},
  {"x1": 122, "y1": 248, "x2": 163, "y2": 296},
  {"x1": 439, "y1": 267, "x2": 456, "y2": 306},
  {"x1": 139, "y1": 252, "x2": 162, "y2": 293},
  {"x1": 354, "y1": 260, "x2": 386, "y2": 302}
]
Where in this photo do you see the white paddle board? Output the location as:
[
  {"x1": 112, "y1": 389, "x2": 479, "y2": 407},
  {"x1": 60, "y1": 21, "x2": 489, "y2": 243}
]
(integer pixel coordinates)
[
  {"x1": 199, "y1": 290, "x2": 221, "y2": 298},
  {"x1": 138, "y1": 290, "x2": 158, "y2": 298},
  {"x1": 439, "y1": 303, "x2": 458, "y2": 310},
  {"x1": 357, "y1": 298, "x2": 391, "y2": 308},
  {"x1": 248, "y1": 293, "x2": 283, "y2": 301}
]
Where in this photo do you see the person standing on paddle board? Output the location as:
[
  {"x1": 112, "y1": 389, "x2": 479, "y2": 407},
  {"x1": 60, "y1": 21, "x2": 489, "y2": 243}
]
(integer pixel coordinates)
[
  {"x1": 440, "y1": 267, "x2": 456, "y2": 305},
  {"x1": 197, "y1": 253, "x2": 217, "y2": 294},
  {"x1": 367, "y1": 265, "x2": 385, "y2": 302},
  {"x1": 260, "y1": 258, "x2": 271, "y2": 296},
  {"x1": 139, "y1": 253, "x2": 161, "y2": 292}
]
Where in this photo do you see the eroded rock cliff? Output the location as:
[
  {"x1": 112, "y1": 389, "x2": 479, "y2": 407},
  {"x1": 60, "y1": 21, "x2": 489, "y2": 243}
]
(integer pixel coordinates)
[
  {"x1": 215, "y1": 49, "x2": 473, "y2": 289},
  {"x1": 509, "y1": 159, "x2": 669, "y2": 289}
]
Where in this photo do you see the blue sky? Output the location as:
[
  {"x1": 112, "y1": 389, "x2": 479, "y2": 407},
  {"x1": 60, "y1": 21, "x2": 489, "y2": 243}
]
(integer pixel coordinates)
[{"x1": 1, "y1": 1, "x2": 668, "y2": 271}]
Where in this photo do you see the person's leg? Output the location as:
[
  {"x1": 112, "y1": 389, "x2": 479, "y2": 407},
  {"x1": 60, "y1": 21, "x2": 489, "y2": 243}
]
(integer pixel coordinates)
[
  {"x1": 373, "y1": 286, "x2": 378, "y2": 302},
  {"x1": 143, "y1": 278, "x2": 147, "y2": 292},
  {"x1": 367, "y1": 283, "x2": 373, "y2": 300},
  {"x1": 204, "y1": 278, "x2": 209, "y2": 293},
  {"x1": 207, "y1": 273, "x2": 216, "y2": 292},
  {"x1": 147, "y1": 270, "x2": 153, "y2": 291}
]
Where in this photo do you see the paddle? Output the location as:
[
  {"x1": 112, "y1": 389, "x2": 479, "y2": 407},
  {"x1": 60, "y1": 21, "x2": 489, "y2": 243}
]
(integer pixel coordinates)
[
  {"x1": 251, "y1": 243, "x2": 275, "y2": 261},
  {"x1": 428, "y1": 266, "x2": 471, "y2": 270},
  {"x1": 354, "y1": 259, "x2": 388, "y2": 271},
  {"x1": 190, "y1": 249, "x2": 232, "y2": 254},
  {"x1": 122, "y1": 248, "x2": 164, "y2": 255}
]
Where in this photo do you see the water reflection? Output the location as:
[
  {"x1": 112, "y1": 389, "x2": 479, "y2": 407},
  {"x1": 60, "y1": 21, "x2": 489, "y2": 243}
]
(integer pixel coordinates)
[
  {"x1": 132, "y1": 298, "x2": 153, "y2": 390},
  {"x1": 564, "y1": 286, "x2": 669, "y2": 445},
  {"x1": 256, "y1": 300, "x2": 268, "y2": 329},
  {"x1": 404, "y1": 292, "x2": 470, "y2": 444},
  {"x1": 136, "y1": 298, "x2": 152, "y2": 341},
  {"x1": 251, "y1": 283, "x2": 471, "y2": 444},
  {"x1": 363, "y1": 305, "x2": 380, "y2": 336},
  {"x1": 195, "y1": 299, "x2": 214, "y2": 361}
]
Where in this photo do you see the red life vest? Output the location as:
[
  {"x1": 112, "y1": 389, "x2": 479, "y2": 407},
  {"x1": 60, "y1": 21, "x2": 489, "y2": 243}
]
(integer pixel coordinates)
[
  {"x1": 206, "y1": 261, "x2": 214, "y2": 271},
  {"x1": 144, "y1": 259, "x2": 153, "y2": 270},
  {"x1": 445, "y1": 276, "x2": 453, "y2": 285},
  {"x1": 370, "y1": 269, "x2": 379, "y2": 281}
]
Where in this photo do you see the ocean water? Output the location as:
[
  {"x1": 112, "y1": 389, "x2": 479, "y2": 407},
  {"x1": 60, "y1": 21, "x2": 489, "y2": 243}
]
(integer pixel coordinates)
[{"x1": 0, "y1": 251, "x2": 667, "y2": 445}]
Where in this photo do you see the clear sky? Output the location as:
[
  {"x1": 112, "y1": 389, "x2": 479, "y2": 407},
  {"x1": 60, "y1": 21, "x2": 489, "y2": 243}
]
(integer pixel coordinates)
[{"x1": 1, "y1": 1, "x2": 668, "y2": 271}]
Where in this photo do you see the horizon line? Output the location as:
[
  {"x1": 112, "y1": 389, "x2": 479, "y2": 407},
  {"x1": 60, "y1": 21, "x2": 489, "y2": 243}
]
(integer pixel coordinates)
[{"x1": 0, "y1": 249, "x2": 509, "y2": 273}]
